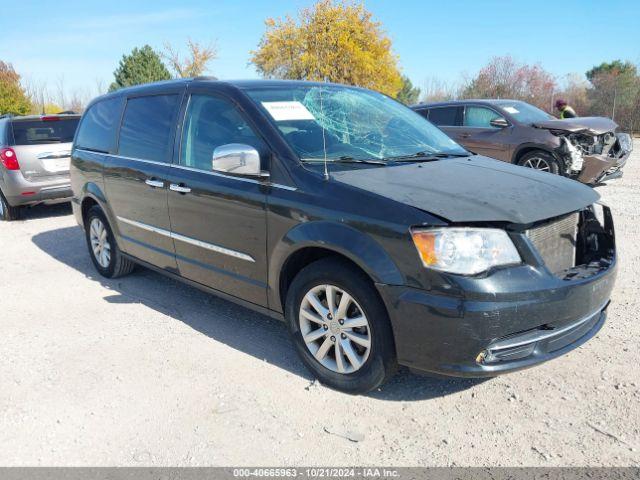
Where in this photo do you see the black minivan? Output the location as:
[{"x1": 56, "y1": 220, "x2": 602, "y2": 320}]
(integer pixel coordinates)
[{"x1": 70, "y1": 78, "x2": 616, "y2": 393}]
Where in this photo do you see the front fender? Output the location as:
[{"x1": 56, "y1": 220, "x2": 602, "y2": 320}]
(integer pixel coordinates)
[{"x1": 268, "y1": 221, "x2": 405, "y2": 312}]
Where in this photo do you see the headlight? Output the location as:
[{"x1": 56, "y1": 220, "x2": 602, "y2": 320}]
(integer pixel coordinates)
[
  {"x1": 411, "y1": 227, "x2": 521, "y2": 275},
  {"x1": 562, "y1": 137, "x2": 584, "y2": 173}
]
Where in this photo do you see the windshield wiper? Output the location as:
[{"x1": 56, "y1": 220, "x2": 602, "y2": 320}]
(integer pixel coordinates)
[
  {"x1": 302, "y1": 156, "x2": 386, "y2": 165},
  {"x1": 385, "y1": 151, "x2": 470, "y2": 162}
]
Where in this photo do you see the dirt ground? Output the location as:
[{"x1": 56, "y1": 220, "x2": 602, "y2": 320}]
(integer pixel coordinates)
[{"x1": 1, "y1": 151, "x2": 639, "y2": 467}]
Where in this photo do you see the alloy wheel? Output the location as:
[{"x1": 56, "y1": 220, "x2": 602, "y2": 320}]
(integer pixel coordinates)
[
  {"x1": 298, "y1": 284, "x2": 371, "y2": 374},
  {"x1": 89, "y1": 217, "x2": 112, "y2": 268},
  {"x1": 522, "y1": 156, "x2": 551, "y2": 172}
]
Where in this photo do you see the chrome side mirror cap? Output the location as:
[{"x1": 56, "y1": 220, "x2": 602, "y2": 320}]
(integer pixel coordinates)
[
  {"x1": 490, "y1": 117, "x2": 509, "y2": 128},
  {"x1": 212, "y1": 143, "x2": 269, "y2": 178}
]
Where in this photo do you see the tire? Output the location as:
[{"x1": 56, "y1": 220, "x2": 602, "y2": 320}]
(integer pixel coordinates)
[
  {"x1": 85, "y1": 205, "x2": 135, "y2": 278},
  {"x1": 517, "y1": 150, "x2": 563, "y2": 175},
  {"x1": 285, "y1": 257, "x2": 397, "y2": 394},
  {"x1": 0, "y1": 189, "x2": 22, "y2": 221}
]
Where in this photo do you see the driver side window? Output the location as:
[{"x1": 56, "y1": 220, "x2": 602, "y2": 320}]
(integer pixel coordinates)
[
  {"x1": 464, "y1": 106, "x2": 502, "y2": 128},
  {"x1": 180, "y1": 94, "x2": 262, "y2": 171}
]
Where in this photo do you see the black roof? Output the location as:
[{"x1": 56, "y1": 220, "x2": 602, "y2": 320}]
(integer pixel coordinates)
[
  {"x1": 86, "y1": 78, "x2": 379, "y2": 111},
  {"x1": 95, "y1": 78, "x2": 364, "y2": 101}
]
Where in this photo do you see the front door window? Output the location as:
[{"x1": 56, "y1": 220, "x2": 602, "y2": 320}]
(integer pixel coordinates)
[{"x1": 180, "y1": 94, "x2": 263, "y2": 171}]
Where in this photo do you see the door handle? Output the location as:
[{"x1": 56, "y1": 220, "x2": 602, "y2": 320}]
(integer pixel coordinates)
[
  {"x1": 145, "y1": 179, "x2": 165, "y2": 188},
  {"x1": 169, "y1": 183, "x2": 191, "y2": 194},
  {"x1": 459, "y1": 133, "x2": 471, "y2": 139}
]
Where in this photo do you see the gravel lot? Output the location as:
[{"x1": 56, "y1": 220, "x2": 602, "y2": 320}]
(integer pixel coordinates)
[{"x1": 1, "y1": 151, "x2": 639, "y2": 467}]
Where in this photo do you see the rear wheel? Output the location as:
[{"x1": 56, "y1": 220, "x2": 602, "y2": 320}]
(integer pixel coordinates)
[
  {"x1": 85, "y1": 205, "x2": 135, "y2": 278},
  {"x1": 0, "y1": 190, "x2": 22, "y2": 221},
  {"x1": 517, "y1": 150, "x2": 562, "y2": 175},
  {"x1": 285, "y1": 258, "x2": 397, "y2": 394}
]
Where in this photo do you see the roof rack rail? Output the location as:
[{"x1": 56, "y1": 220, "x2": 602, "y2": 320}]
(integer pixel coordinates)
[{"x1": 0, "y1": 113, "x2": 15, "y2": 119}]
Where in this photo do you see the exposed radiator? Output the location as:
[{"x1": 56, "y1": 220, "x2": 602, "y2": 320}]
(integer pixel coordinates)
[{"x1": 526, "y1": 213, "x2": 579, "y2": 275}]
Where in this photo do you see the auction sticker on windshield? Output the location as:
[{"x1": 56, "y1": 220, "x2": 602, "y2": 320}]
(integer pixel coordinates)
[{"x1": 261, "y1": 101, "x2": 316, "y2": 121}]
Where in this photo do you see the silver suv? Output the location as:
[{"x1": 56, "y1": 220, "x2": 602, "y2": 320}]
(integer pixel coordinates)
[{"x1": 0, "y1": 113, "x2": 80, "y2": 220}]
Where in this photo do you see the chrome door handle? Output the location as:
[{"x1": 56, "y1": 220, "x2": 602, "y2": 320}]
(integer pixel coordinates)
[
  {"x1": 169, "y1": 183, "x2": 191, "y2": 193},
  {"x1": 145, "y1": 179, "x2": 164, "y2": 188}
]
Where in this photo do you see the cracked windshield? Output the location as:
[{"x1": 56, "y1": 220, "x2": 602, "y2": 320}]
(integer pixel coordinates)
[{"x1": 245, "y1": 85, "x2": 467, "y2": 162}]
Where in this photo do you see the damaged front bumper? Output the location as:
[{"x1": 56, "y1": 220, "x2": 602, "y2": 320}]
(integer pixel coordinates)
[
  {"x1": 577, "y1": 151, "x2": 630, "y2": 184},
  {"x1": 377, "y1": 205, "x2": 617, "y2": 378},
  {"x1": 563, "y1": 132, "x2": 633, "y2": 184}
]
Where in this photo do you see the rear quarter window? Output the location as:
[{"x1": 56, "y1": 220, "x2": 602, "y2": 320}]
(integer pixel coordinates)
[
  {"x1": 11, "y1": 118, "x2": 79, "y2": 145},
  {"x1": 75, "y1": 97, "x2": 123, "y2": 153}
]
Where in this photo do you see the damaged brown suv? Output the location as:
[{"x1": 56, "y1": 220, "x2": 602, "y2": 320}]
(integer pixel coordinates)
[{"x1": 412, "y1": 99, "x2": 632, "y2": 184}]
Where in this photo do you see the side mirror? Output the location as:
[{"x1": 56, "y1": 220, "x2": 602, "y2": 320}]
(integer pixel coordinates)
[
  {"x1": 212, "y1": 143, "x2": 269, "y2": 178},
  {"x1": 490, "y1": 117, "x2": 509, "y2": 128}
]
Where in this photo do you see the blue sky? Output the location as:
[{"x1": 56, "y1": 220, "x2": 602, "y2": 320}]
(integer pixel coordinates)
[{"x1": 2, "y1": 0, "x2": 639, "y2": 99}]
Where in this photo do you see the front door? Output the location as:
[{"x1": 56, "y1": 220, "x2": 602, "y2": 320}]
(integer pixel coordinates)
[
  {"x1": 458, "y1": 105, "x2": 512, "y2": 161},
  {"x1": 104, "y1": 91, "x2": 183, "y2": 271},
  {"x1": 167, "y1": 91, "x2": 269, "y2": 306}
]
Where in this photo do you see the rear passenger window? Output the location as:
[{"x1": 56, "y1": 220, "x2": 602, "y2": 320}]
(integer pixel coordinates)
[
  {"x1": 75, "y1": 98, "x2": 122, "y2": 153},
  {"x1": 118, "y1": 94, "x2": 180, "y2": 162},
  {"x1": 428, "y1": 107, "x2": 460, "y2": 126}
]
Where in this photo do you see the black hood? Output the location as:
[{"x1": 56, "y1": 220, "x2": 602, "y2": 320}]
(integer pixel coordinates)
[
  {"x1": 331, "y1": 156, "x2": 599, "y2": 224},
  {"x1": 532, "y1": 117, "x2": 618, "y2": 135}
]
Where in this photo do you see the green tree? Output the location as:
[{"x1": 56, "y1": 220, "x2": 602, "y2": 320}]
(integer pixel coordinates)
[
  {"x1": 0, "y1": 61, "x2": 32, "y2": 115},
  {"x1": 586, "y1": 60, "x2": 636, "y2": 82},
  {"x1": 251, "y1": 0, "x2": 403, "y2": 97},
  {"x1": 586, "y1": 60, "x2": 640, "y2": 131},
  {"x1": 396, "y1": 75, "x2": 421, "y2": 105},
  {"x1": 109, "y1": 45, "x2": 171, "y2": 92}
]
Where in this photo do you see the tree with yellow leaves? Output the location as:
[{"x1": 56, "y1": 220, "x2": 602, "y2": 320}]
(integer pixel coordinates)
[
  {"x1": 251, "y1": 0, "x2": 403, "y2": 97},
  {"x1": 163, "y1": 39, "x2": 217, "y2": 78},
  {"x1": 0, "y1": 61, "x2": 32, "y2": 115}
]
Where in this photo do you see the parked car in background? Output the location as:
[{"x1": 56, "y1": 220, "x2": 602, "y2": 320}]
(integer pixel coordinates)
[
  {"x1": 412, "y1": 100, "x2": 632, "y2": 185},
  {"x1": 71, "y1": 79, "x2": 616, "y2": 394},
  {"x1": 0, "y1": 113, "x2": 80, "y2": 220}
]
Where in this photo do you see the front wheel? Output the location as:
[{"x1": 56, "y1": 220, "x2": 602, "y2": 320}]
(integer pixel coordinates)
[
  {"x1": 285, "y1": 258, "x2": 397, "y2": 394},
  {"x1": 517, "y1": 150, "x2": 562, "y2": 175}
]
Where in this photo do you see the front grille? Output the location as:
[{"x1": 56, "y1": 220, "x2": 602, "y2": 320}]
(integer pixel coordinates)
[{"x1": 526, "y1": 213, "x2": 579, "y2": 274}]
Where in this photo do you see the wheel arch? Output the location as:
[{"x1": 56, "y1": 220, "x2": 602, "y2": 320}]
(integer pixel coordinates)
[
  {"x1": 512, "y1": 143, "x2": 562, "y2": 165},
  {"x1": 269, "y1": 221, "x2": 404, "y2": 313},
  {"x1": 78, "y1": 182, "x2": 119, "y2": 235}
]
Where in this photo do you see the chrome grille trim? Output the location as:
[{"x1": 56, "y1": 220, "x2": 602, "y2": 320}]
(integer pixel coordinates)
[{"x1": 526, "y1": 213, "x2": 579, "y2": 274}]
